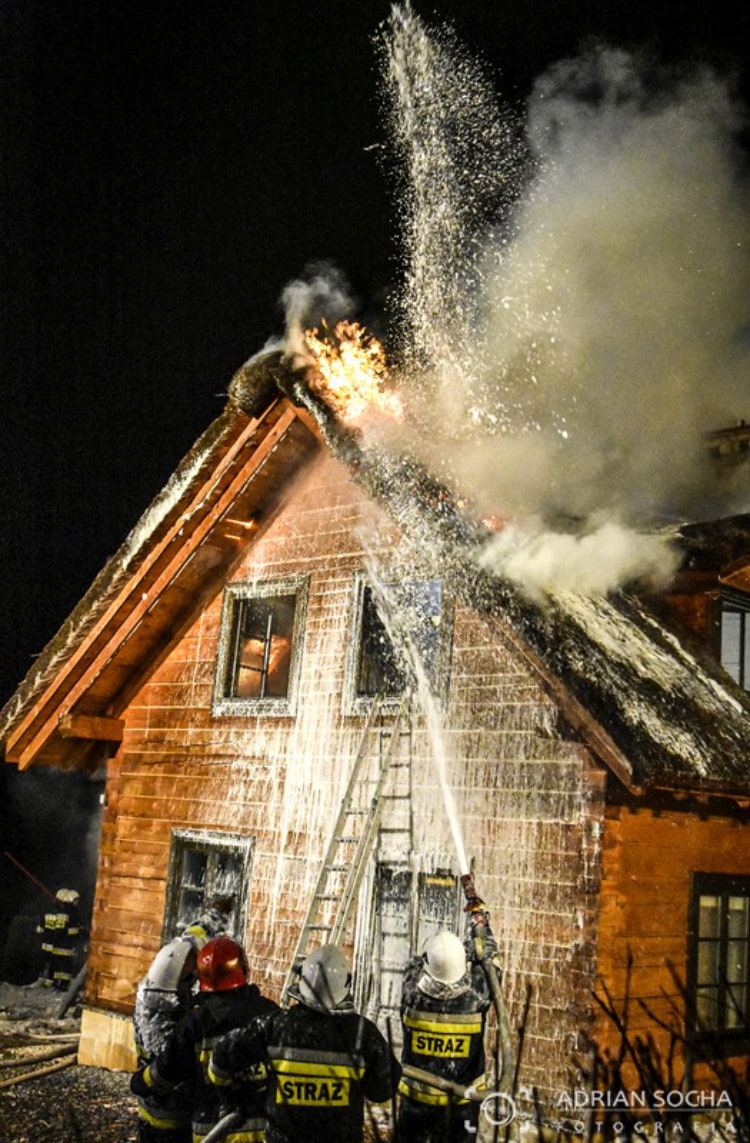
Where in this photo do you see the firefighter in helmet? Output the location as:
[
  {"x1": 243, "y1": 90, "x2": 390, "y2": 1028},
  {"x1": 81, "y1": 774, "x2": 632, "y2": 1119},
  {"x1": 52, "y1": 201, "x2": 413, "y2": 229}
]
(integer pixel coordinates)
[
  {"x1": 209, "y1": 943, "x2": 401, "y2": 1143},
  {"x1": 38, "y1": 888, "x2": 82, "y2": 991},
  {"x1": 132, "y1": 901, "x2": 233, "y2": 1142},
  {"x1": 131, "y1": 936, "x2": 277, "y2": 1143},
  {"x1": 398, "y1": 928, "x2": 494, "y2": 1143}
]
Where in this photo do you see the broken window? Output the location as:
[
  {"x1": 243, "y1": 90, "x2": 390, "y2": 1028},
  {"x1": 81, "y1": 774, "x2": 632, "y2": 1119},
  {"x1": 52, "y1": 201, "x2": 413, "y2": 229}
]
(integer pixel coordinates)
[
  {"x1": 689, "y1": 873, "x2": 750, "y2": 1044},
  {"x1": 162, "y1": 829, "x2": 254, "y2": 943},
  {"x1": 349, "y1": 577, "x2": 446, "y2": 707},
  {"x1": 720, "y1": 598, "x2": 750, "y2": 690},
  {"x1": 213, "y1": 576, "x2": 308, "y2": 716}
]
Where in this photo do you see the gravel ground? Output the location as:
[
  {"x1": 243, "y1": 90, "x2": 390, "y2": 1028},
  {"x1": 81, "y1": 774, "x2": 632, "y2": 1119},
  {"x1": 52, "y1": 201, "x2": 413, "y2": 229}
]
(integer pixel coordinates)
[{"x1": 0, "y1": 983, "x2": 137, "y2": 1143}]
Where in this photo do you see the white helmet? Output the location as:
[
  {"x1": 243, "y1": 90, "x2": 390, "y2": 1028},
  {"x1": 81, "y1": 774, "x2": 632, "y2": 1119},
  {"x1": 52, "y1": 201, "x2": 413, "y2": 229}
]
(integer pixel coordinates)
[
  {"x1": 144, "y1": 938, "x2": 198, "y2": 993},
  {"x1": 423, "y1": 931, "x2": 467, "y2": 984},
  {"x1": 293, "y1": 945, "x2": 352, "y2": 1011}
]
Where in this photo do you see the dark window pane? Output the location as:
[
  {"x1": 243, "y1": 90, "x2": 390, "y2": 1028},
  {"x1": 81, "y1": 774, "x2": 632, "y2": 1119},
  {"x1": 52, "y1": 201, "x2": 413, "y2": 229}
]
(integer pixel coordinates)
[
  {"x1": 697, "y1": 940, "x2": 720, "y2": 986},
  {"x1": 177, "y1": 887, "x2": 204, "y2": 929},
  {"x1": 182, "y1": 850, "x2": 207, "y2": 889},
  {"x1": 728, "y1": 896, "x2": 750, "y2": 940},
  {"x1": 726, "y1": 940, "x2": 749, "y2": 985},
  {"x1": 726, "y1": 983, "x2": 748, "y2": 1029},
  {"x1": 356, "y1": 580, "x2": 443, "y2": 698},
  {"x1": 696, "y1": 986, "x2": 719, "y2": 1029},
  {"x1": 698, "y1": 895, "x2": 720, "y2": 938},
  {"x1": 357, "y1": 587, "x2": 406, "y2": 696}
]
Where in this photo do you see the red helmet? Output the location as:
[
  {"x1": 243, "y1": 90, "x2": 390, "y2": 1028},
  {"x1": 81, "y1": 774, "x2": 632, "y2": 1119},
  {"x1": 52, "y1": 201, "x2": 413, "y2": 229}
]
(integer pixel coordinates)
[{"x1": 196, "y1": 937, "x2": 248, "y2": 992}]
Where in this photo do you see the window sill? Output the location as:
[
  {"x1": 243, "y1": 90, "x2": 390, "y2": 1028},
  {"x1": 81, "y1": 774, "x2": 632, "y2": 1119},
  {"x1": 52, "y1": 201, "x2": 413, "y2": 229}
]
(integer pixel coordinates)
[{"x1": 212, "y1": 696, "x2": 297, "y2": 718}]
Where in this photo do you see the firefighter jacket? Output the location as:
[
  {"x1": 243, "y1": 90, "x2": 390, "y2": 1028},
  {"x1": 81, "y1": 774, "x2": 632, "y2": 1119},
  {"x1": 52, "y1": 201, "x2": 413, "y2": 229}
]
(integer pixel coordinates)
[
  {"x1": 132, "y1": 984, "x2": 278, "y2": 1142},
  {"x1": 37, "y1": 896, "x2": 82, "y2": 988},
  {"x1": 399, "y1": 955, "x2": 491, "y2": 1108},
  {"x1": 209, "y1": 1002, "x2": 401, "y2": 1143},
  {"x1": 133, "y1": 983, "x2": 193, "y2": 1135}
]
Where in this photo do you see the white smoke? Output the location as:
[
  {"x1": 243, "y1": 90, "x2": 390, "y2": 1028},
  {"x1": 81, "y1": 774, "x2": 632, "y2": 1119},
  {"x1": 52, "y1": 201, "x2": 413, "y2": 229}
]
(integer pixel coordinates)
[
  {"x1": 383, "y1": 15, "x2": 750, "y2": 598},
  {"x1": 478, "y1": 519, "x2": 680, "y2": 602},
  {"x1": 281, "y1": 262, "x2": 355, "y2": 360}
]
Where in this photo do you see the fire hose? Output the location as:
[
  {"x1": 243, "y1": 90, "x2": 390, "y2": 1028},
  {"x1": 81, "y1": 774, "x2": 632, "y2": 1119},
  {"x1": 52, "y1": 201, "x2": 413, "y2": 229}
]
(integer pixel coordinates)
[{"x1": 460, "y1": 873, "x2": 514, "y2": 1094}]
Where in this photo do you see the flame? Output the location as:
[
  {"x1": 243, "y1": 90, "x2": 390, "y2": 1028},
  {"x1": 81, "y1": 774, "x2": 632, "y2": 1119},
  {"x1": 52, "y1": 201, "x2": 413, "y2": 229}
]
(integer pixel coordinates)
[{"x1": 303, "y1": 320, "x2": 403, "y2": 425}]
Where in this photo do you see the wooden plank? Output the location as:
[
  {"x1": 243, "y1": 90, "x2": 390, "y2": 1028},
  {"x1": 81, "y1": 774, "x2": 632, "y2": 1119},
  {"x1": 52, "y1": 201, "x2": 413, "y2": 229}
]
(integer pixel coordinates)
[
  {"x1": 78, "y1": 1007, "x2": 138, "y2": 1071},
  {"x1": 58, "y1": 713, "x2": 125, "y2": 742}
]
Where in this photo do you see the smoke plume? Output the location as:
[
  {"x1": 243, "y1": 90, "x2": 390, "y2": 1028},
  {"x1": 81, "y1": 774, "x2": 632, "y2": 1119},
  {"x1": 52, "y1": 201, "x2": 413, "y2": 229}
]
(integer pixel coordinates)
[
  {"x1": 383, "y1": 11, "x2": 750, "y2": 599},
  {"x1": 281, "y1": 262, "x2": 355, "y2": 361}
]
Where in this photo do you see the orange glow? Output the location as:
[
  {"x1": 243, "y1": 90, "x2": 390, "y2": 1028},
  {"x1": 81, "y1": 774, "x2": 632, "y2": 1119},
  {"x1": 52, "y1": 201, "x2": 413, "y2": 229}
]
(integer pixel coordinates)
[{"x1": 303, "y1": 320, "x2": 403, "y2": 425}]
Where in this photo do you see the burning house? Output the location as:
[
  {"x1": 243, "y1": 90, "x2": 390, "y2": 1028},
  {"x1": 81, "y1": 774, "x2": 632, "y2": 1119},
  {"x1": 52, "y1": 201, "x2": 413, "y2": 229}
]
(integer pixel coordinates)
[{"x1": 1, "y1": 336, "x2": 749, "y2": 1114}]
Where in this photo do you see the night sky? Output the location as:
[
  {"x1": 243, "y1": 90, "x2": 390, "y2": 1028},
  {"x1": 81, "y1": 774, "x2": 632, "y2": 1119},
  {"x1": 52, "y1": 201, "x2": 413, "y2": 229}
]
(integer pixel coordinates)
[{"x1": 1, "y1": 1, "x2": 748, "y2": 709}]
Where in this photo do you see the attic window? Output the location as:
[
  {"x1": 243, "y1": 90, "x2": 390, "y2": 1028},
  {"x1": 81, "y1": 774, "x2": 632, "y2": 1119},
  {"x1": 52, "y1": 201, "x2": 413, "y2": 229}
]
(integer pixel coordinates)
[
  {"x1": 720, "y1": 598, "x2": 750, "y2": 690},
  {"x1": 162, "y1": 829, "x2": 254, "y2": 943},
  {"x1": 213, "y1": 576, "x2": 309, "y2": 717},
  {"x1": 346, "y1": 575, "x2": 447, "y2": 711},
  {"x1": 689, "y1": 872, "x2": 750, "y2": 1045}
]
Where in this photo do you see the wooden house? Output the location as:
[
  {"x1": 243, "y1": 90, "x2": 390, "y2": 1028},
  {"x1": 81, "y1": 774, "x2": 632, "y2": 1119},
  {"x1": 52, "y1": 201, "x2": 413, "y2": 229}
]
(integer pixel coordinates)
[{"x1": 1, "y1": 351, "x2": 749, "y2": 1111}]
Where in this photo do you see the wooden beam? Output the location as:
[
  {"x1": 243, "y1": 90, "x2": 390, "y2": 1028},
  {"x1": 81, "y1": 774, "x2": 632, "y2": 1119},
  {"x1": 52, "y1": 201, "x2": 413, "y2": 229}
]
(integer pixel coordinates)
[
  {"x1": 8, "y1": 402, "x2": 309, "y2": 770},
  {"x1": 58, "y1": 714, "x2": 124, "y2": 742}
]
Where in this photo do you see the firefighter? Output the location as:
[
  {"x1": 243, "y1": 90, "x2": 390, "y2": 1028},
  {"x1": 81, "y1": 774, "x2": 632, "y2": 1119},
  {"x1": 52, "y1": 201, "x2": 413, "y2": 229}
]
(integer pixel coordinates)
[
  {"x1": 132, "y1": 902, "x2": 233, "y2": 1142},
  {"x1": 398, "y1": 929, "x2": 494, "y2": 1143},
  {"x1": 37, "y1": 888, "x2": 82, "y2": 991},
  {"x1": 209, "y1": 943, "x2": 401, "y2": 1143},
  {"x1": 131, "y1": 936, "x2": 277, "y2": 1143}
]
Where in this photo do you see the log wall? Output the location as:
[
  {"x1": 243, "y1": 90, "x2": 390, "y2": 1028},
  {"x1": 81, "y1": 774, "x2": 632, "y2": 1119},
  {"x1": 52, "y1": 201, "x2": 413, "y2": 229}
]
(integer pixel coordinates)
[
  {"x1": 596, "y1": 799, "x2": 750, "y2": 1086},
  {"x1": 86, "y1": 451, "x2": 607, "y2": 1101}
]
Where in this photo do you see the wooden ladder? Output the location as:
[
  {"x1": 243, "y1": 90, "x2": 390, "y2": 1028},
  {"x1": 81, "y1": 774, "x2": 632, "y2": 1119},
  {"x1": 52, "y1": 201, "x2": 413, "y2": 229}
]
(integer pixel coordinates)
[{"x1": 281, "y1": 692, "x2": 411, "y2": 1006}]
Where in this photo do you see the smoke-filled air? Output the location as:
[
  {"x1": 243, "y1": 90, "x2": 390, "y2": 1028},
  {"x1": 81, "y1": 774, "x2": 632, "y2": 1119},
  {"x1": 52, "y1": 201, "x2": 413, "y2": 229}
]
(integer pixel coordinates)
[{"x1": 286, "y1": 3, "x2": 750, "y2": 600}]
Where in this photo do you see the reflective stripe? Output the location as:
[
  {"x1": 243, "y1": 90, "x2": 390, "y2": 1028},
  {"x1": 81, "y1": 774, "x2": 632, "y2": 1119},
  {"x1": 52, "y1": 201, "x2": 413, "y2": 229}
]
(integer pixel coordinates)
[
  {"x1": 193, "y1": 1118, "x2": 266, "y2": 1143},
  {"x1": 399, "y1": 1078, "x2": 456, "y2": 1106},
  {"x1": 272, "y1": 1059, "x2": 365, "y2": 1080},
  {"x1": 267, "y1": 1045, "x2": 365, "y2": 1069},
  {"x1": 207, "y1": 1060, "x2": 232, "y2": 1086},
  {"x1": 403, "y1": 1008, "x2": 483, "y2": 1030},
  {"x1": 136, "y1": 1099, "x2": 189, "y2": 1129},
  {"x1": 403, "y1": 1013, "x2": 482, "y2": 1036}
]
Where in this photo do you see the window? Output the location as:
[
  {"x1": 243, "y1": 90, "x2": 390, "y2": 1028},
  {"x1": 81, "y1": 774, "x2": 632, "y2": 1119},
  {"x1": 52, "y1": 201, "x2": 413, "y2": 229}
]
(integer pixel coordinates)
[
  {"x1": 346, "y1": 575, "x2": 448, "y2": 711},
  {"x1": 720, "y1": 597, "x2": 750, "y2": 690},
  {"x1": 162, "y1": 829, "x2": 254, "y2": 943},
  {"x1": 689, "y1": 873, "x2": 750, "y2": 1043},
  {"x1": 354, "y1": 859, "x2": 460, "y2": 1030},
  {"x1": 213, "y1": 576, "x2": 308, "y2": 716}
]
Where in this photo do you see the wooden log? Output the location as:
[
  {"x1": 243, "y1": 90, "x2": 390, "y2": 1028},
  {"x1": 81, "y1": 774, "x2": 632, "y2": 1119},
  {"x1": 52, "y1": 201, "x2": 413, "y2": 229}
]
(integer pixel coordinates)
[
  {"x1": 0, "y1": 1043, "x2": 79, "y2": 1069},
  {"x1": 58, "y1": 713, "x2": 125, "y2": 742},
  {"x1": 0, "y1": 1055, "x2": 76, "y2": 1089}
]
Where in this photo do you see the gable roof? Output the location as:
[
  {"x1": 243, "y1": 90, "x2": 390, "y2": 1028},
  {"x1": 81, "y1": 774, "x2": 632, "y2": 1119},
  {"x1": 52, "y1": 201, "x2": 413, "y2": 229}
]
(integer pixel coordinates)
[
  {"x1": 0, "y1": 357, "x2": 321, "y2": 771},
  {"x1": 2, "y1": 352, "x2": 750, "y2": 797}
]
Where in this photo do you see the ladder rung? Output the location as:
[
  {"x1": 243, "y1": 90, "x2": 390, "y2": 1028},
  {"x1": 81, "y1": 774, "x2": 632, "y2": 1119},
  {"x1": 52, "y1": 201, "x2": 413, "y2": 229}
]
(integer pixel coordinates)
[
  {"x1": 315, "y1": 893, "x2": 342, "y2": 901},
  {"x1": 325, "y1": 864, "x2": 350, "y2": 872},
  {"x1": 347, "y1": 809, "x2": 369, "y2": 816},
  {"x1": 308, "y1": 924, "x2": 333, "y2": 931},
  {"x1": 335, "y1": 835, "x2": 359, "y2": 842}
]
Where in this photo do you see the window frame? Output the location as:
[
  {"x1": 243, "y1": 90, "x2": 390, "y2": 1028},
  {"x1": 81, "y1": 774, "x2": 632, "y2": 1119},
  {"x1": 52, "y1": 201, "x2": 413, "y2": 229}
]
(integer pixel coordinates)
[
  {"x1": 212, "y1": 575, "x2": 309, "y2": 717},
  {"x1": 162, "y1": 828, "x2": 255, "y2": 944},
  {"x1": 719, "y1": 591, "x2": 750, "y2": 691},
  {"x1": 343, "y1": 571, "x2": 452, "y2": 716},
  {"x1": 687, "y1": 871, "x2": 750, "y2": 1051}
]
